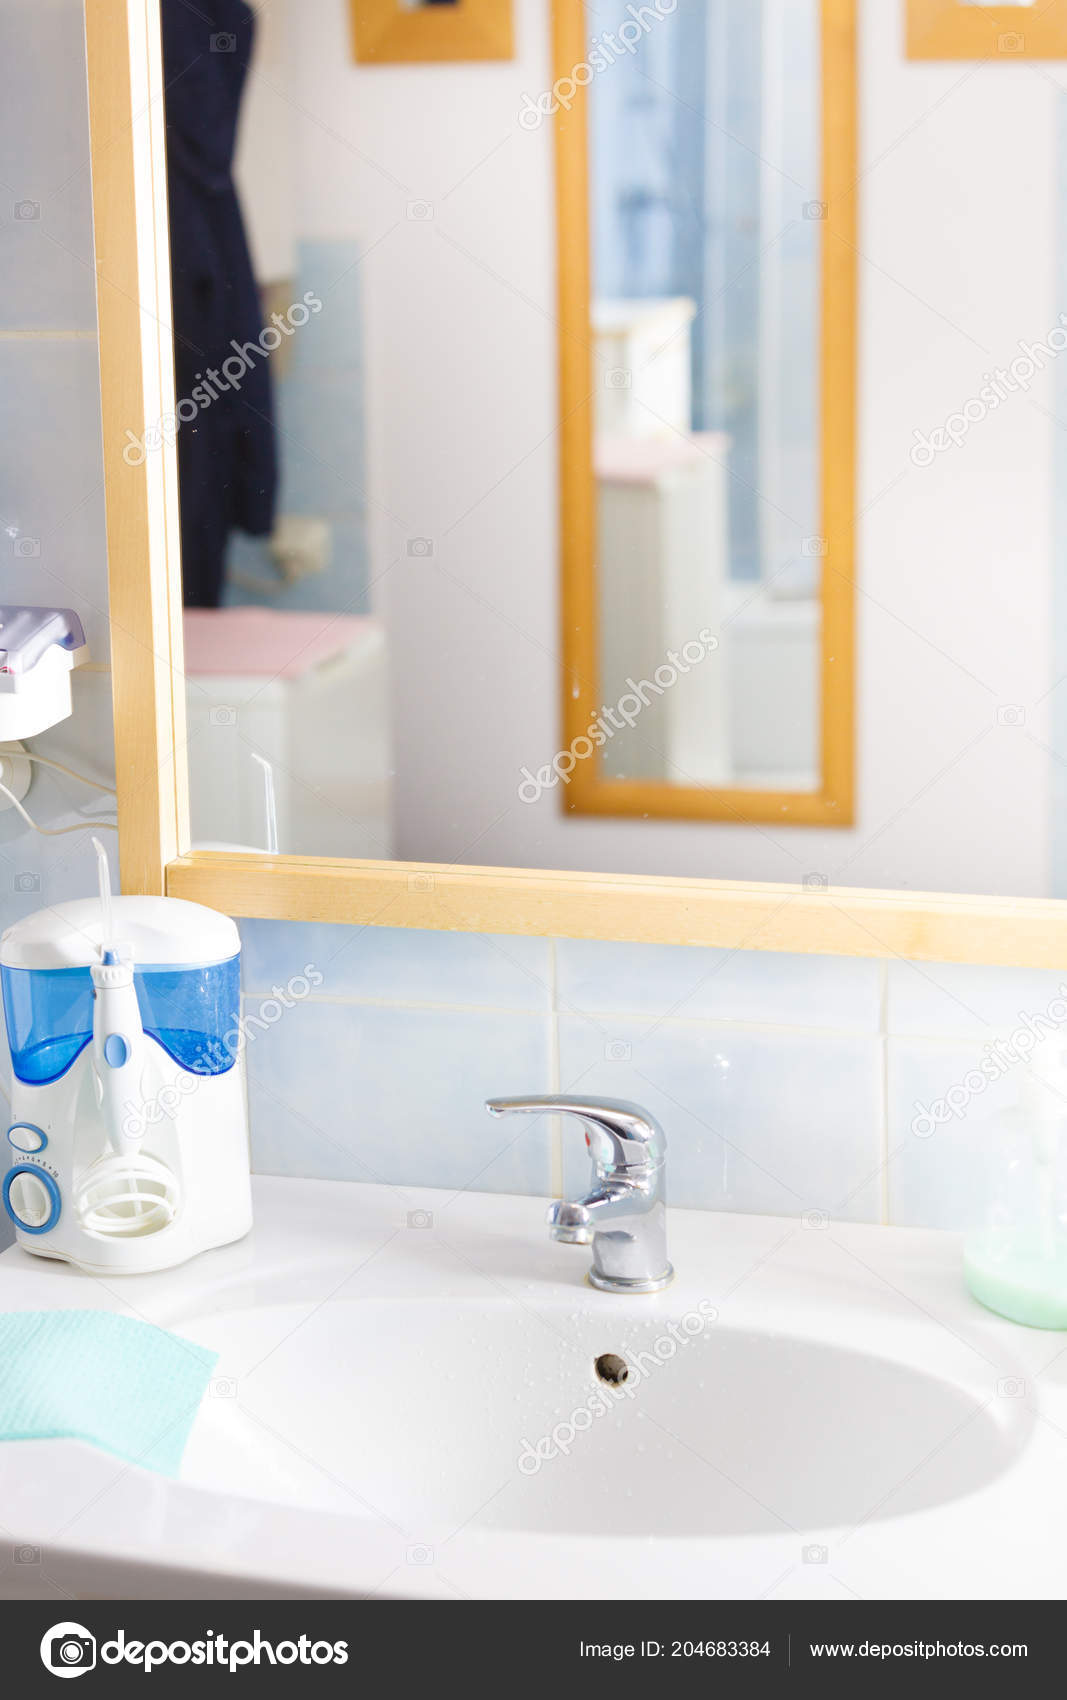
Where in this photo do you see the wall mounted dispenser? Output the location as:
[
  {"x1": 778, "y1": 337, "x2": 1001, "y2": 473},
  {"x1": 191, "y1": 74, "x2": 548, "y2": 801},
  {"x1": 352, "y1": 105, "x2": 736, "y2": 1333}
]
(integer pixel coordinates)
[{"x1": 0, "y1": 606, "x2": 88, "y2": 739}]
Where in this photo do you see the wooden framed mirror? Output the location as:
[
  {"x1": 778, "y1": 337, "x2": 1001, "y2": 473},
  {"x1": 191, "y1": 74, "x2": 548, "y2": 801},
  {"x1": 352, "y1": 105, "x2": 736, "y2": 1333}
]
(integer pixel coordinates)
[{"x1": 81, "y1": 0, "x2": 1067, "y2": 970}]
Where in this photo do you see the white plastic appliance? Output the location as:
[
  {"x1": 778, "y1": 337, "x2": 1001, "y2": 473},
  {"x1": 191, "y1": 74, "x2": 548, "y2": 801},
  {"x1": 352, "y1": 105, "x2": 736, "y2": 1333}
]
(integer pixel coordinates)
[
  {"x1": 0, "y1": 605, "x2": 89, "y2": 739},
  {"x1": 0, "y1": 864, "x2": 252, "y2": 1274}
]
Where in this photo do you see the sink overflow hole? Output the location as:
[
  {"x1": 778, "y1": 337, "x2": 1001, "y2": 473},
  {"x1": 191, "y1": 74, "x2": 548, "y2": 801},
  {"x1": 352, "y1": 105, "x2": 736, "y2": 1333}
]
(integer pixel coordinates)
[{"x1": 595, "y1": 1353, "x2": 629, "y2": 1386}]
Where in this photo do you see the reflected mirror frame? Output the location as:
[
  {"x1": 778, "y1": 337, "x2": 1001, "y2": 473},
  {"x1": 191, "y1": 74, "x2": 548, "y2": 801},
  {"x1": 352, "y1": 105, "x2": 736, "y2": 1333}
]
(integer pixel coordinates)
[
  {"x1": 557, "y1": 0, "x2": 857, "y2": 829},
  {"x1": 906, "y1": 0, "x2": 1067, "y2": 60},
  {"x1": 349, "y1": 0, "x2": 514, "y2": 64}
]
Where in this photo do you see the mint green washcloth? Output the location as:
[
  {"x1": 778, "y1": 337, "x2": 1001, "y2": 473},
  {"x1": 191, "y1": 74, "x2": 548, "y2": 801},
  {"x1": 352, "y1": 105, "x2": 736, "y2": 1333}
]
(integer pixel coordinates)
[{"x1": 0, "y1": 1311, "x2": 218, "y2": 1477}]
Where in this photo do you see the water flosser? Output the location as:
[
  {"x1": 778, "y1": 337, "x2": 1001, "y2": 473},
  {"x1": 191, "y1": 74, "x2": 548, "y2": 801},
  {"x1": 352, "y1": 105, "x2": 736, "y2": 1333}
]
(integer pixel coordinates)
[{"x1": 89, "y1": 838, "x2": 145, "y2": 1162}]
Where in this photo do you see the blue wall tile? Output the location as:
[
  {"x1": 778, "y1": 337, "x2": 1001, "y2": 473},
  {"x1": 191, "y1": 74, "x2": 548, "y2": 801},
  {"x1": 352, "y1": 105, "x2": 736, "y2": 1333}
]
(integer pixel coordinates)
[
  {"x1": 557, "y1": 939, "x2": 882, "y2": 1032},
  {"x1": 887, "y1": 959, "x2": 1067, "y2": 1040},
  {"x1": 240, "y1": 920, "x2": 552, "y2": 1010},
  {"x1": 558, "y1": 1012, "x2": 883, "y2": 1221},
  {"x1": 887, "y1": 1037, "x2": 1022, "y2": 1230},
  {"x1": 246, "y1": 996, "x2": 552, "y2": 1193}
]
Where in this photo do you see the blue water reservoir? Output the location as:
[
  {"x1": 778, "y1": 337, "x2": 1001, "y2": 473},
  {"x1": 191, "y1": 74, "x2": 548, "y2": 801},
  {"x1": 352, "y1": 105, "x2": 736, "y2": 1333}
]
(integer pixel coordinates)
[{"x1": 1, "y1": 956, "x2": 241, "y2": 1086}]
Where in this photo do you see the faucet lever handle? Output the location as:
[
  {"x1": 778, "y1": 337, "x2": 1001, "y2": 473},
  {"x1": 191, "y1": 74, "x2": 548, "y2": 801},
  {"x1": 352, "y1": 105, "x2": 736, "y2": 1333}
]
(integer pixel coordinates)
[{"x1": 485, "y1": 1094, "x2": 666, "y2": 1177}]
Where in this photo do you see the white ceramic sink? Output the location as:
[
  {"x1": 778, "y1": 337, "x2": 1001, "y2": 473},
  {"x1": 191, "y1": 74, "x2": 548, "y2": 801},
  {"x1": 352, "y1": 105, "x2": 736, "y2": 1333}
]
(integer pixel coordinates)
[
  {"x1": 181, "y1": 1300, "x2": 1020, "y2": 1541},
  {"x1": 0, "y1": 1176, "x2": 1061, "y2": 1600}
]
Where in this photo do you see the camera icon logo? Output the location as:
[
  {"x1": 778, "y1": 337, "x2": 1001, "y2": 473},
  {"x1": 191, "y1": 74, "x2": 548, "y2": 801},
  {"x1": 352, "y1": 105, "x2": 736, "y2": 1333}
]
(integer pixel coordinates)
[
  {"x1": 997, "y1": 704, "x2": 1025, "y2": 728},
  {"x1": 803, "y1": 872, "x2": 828, "y2": 891},
  {"x1": 211, "y1": 31, "x2": 237, "y2": 52},
  {"x1": 208, "y1": 705, "x2": 236, "y2": 727},
  {"x1": 605, "y1": 1040, "x2": 632, "y2": 1061},
  {"x1": 14, "y1": 200, "x2": 40, "y2": 221},
  {"x1": 803, "y1": 201, "x2": 827, "y2": 220},
  {"x1": 14, "y1": 537, "x2": 40, "y2": 557},
  {"x1": 407, "y1": 872, "x2": 435, "y2": 893},
  {"x1": 802, "y1": 536, "x2": 827, "y2": 557},
  {"x1": 997, "y1": 31, "x2": 1024, "y2": 54},
  {"x1": 997, "y1": 1376, "x2": 1026, "y2": 1399},
  {"x1": 802, "y1": 1208, "x2": 830, "y2": 1231},
  {"x1": 209, "y1": 1376, "x2": 238, "y2": 1399},
  {"x1": 407, "y1": 1544, "x2": 434, "y2": 1565},
  {"x1": 40, "y1": 1622, "x2": 96, "y2": 1679},
  {"x1": 605, "y1": 367, "x2": 632, "y2": 390},
  {"x1": 407, "y1": 200, "x2": 434, "y2": 221},
  {"x1": 407, "y1": 1209, "x2": 433, "y2": 1230},
  {"x1": 14, "y1": 872, "x2": 41, "y2": 894},
  {"x1": 14, "y1": 1544, "x2": 40, "y2": 1564},
  {"x1": 407, "y1": 537, "x2": 434, "y2": 558},
  {"x1": 802, "y1": 1543, "x2": 829, "y2": 1565}
]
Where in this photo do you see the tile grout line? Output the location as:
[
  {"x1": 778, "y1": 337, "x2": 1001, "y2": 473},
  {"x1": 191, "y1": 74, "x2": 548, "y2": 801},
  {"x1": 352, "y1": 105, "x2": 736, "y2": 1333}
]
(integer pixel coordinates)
[
  {"x1": 548, "y1": 940, "x2": 563, "y2": 1197},
  {"x1": 241, "y1": 982, "x2": 1051, "y2": 1049},
  {"x1": 879, "y1": 960, "x2": 891, "y2": 1227},
  {"x1": 241, "y1": 986, "x2": 890, "y2": 1040}
]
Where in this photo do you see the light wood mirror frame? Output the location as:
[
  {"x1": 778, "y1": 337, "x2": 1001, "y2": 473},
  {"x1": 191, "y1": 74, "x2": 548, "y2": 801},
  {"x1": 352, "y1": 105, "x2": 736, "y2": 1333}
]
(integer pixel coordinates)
[
  {"x1": 560, "y1": 0, "x2": 855, "y2": 831},
  {"x1": 349, "y1": 0, "x2": 514, "y2": 66},
  {"x1": 906, "y1": 0, "x2": 1067, "y2": 60},
  {"x1": 82, "y1": 0, "x2": 1067, "y2": 970}
]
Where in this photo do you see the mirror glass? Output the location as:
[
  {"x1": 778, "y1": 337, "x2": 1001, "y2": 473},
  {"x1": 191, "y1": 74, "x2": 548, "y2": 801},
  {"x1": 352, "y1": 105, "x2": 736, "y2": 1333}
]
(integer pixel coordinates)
[
  {"x1": 589, "y1": 0, "x2": 821, "y2": 793},
  {"x1": 164, "y1": 0, "x2": 388, "y2": 857},
  {"x1": 165, "y1": 0, "x2": 831, "y2": 868},
  {"x1": 160, "y1": 1, "x2": 1058, "y2": 902}
]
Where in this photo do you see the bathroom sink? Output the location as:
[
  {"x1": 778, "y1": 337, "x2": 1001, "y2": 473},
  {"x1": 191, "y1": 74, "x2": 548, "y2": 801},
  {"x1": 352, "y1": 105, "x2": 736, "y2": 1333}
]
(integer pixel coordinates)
[
  {"x1": 180, "y1": 1299, "x2": 1020, "y2": 1541},
  {"x1": 0, "y1": 1176, "x2": 1059, "y2": 1600}
]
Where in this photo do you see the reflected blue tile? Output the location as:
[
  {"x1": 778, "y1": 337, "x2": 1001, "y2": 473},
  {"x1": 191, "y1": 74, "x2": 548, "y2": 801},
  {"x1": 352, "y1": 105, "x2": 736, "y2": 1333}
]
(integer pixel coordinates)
[
  {"x1": 279, "y1": 370, "x2": 367, "y2": 517},
  {"x1": 292, "y1": 239, "x2": 366, "y2": 371}
]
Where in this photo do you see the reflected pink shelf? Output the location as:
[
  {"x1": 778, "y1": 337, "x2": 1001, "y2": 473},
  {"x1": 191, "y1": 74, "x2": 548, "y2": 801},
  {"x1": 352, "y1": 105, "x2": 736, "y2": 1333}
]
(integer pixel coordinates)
[{"x1": 183, "y1": 607, "x2": 376, "y2": 680}]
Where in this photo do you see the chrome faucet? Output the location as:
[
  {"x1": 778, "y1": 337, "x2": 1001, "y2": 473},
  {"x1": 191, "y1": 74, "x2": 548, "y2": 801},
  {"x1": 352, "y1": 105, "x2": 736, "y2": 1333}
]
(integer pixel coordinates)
[{"x1": 485, "y1": 1095, "x2": 673, "y2": 1294}]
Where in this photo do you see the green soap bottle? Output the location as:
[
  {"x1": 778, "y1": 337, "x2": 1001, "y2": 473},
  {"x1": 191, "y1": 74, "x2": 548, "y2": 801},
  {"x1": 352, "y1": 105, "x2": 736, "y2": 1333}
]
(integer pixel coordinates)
[{"x1": 964, "y1": 1052, "x2": 1067, "y2": 1329}]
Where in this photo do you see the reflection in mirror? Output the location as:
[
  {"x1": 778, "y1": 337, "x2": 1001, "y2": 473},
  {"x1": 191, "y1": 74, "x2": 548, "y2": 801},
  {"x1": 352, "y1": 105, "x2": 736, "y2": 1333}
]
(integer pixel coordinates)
[
  {"x1": 588, "y1": 0, "x2": 822, "y2": 794},
  {"x1": 163, "y1": 0, "x2": 390, "y2": 857},
  {"x1": 161, "y1": 0, "x2": 838, "y2": 870}
]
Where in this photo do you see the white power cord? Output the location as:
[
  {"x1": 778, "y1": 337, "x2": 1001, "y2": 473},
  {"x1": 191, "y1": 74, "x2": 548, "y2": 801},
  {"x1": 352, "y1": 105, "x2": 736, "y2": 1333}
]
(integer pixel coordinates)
[
  {"x1": 20, "y1": 752, "x2": 116, "y2": 795},
  {"x1": 0, "y1": 773, "x2": 117, "y2": 834},
  {"x1": 0, "y1": 745, "x2": 118, "y2": 836}
]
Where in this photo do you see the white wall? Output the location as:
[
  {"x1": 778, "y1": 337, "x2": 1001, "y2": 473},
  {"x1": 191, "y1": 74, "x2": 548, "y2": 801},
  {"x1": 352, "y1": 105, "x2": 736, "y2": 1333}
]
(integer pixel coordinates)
[
  {"x1": 0, "y1": 0, "x2": 115, "y2": 922},
  {"x1": 286, "y1": 0, "x2": 1058, "y2": 896}
]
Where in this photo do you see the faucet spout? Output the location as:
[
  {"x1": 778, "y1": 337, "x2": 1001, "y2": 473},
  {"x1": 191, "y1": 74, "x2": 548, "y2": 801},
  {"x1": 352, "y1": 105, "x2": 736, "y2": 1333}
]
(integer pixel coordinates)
[
  {"x1": 487, "y1": 1096, "x2": 674, "y2": 1294},
  {"x1": 547, "y1": 1185, "x2": 631, "y2": 1243},
  {"x1": 546, "y1": 1198, "x2": 595, "y2": 1243}
]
